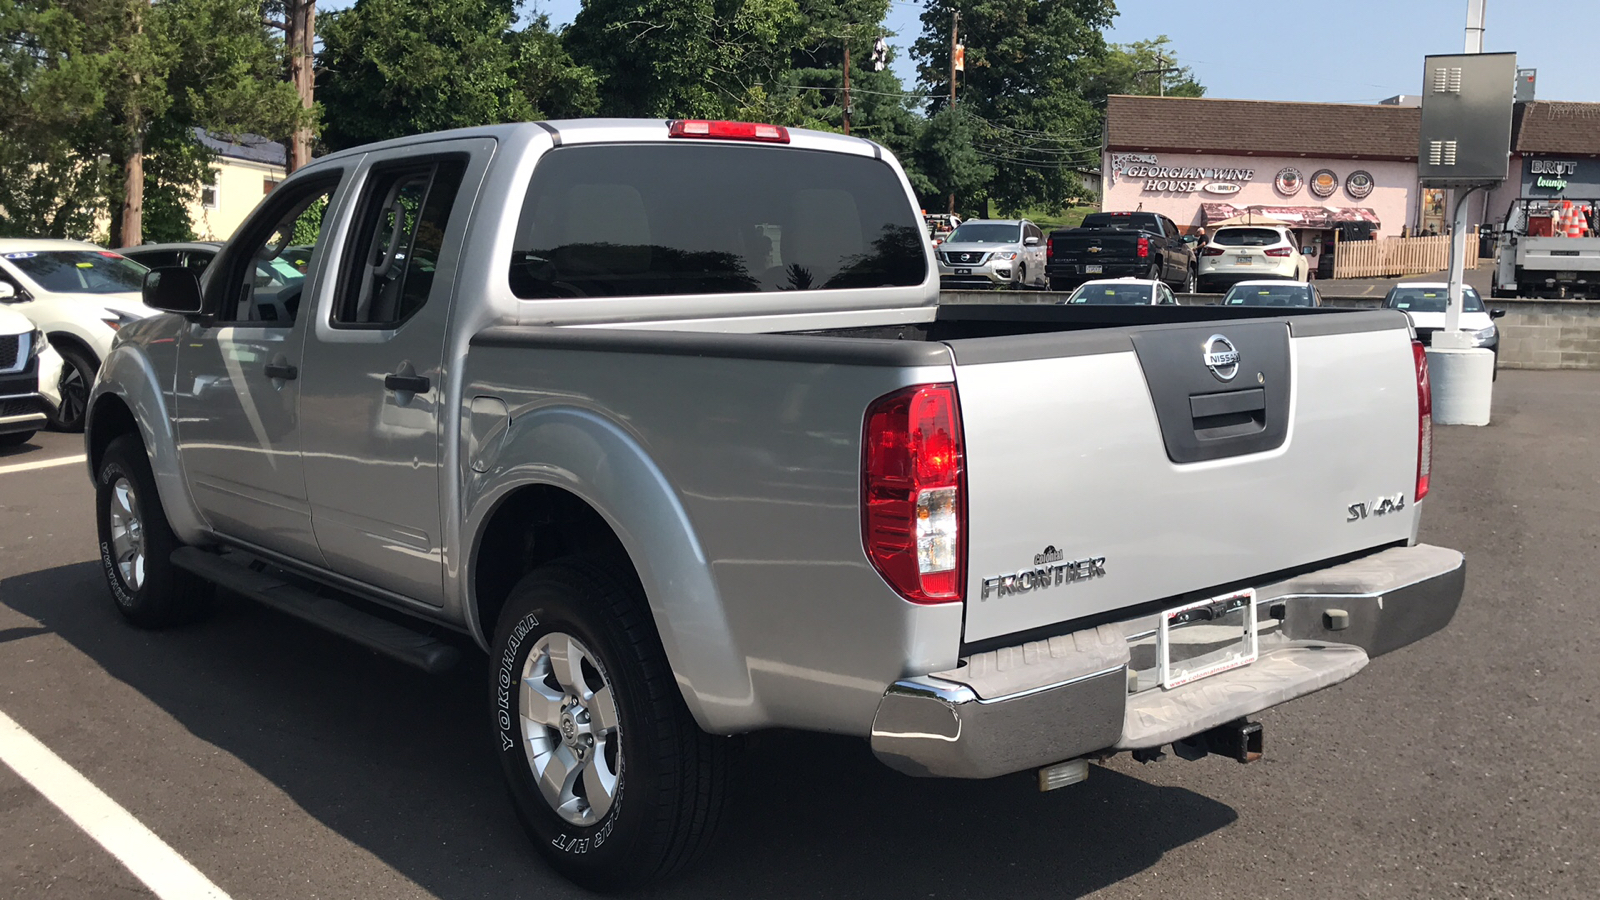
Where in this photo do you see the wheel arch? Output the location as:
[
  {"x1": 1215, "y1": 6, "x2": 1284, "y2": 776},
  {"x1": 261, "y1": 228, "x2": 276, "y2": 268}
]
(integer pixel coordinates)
[
  {"x1": 86, "y1": 345, "x2": 209, "y2": 544},
  {"x1": 463, "y1": 406, "x2": 757, "y2": 734}
]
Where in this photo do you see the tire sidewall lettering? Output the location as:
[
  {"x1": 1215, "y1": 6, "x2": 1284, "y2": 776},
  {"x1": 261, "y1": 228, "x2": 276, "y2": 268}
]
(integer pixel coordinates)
[
  {"x1": 97, "y1": 462, "x2": 136, "y2": 606},
  {"x1": 496, "y1": 607, "x2": 626, "y2": 856}
]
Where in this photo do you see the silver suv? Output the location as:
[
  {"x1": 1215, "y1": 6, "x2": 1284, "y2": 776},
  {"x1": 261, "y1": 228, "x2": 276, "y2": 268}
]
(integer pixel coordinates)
[{"x1": 936, "y1": 218, "x2": 1047, "y2": 289}]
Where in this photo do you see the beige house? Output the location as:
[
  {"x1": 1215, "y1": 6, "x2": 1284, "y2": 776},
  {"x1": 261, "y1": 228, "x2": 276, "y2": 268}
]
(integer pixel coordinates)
[{"x1": 186, "y1": 129, "x2": 286, "y2": 241}]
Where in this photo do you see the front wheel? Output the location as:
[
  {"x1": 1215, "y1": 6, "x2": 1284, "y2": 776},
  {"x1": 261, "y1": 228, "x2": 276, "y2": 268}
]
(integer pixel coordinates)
[
  {"x1": 50, "y1": 346, "x2": 95, "y2": 433},
  {"x1": 492, "y1": 558, "x2": 740, "y2": 890},
  {"x1": 95, "y1": 435, "x2": 213, "y2": 627}
]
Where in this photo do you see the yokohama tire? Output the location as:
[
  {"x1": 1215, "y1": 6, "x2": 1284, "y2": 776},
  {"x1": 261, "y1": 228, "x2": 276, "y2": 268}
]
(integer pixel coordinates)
[
  {"x1": 491, "y1": 557, "x2": 740, "y2": 890},
  {"x1": 95, "y1": 435, "x2": 213, "y2": 627}
]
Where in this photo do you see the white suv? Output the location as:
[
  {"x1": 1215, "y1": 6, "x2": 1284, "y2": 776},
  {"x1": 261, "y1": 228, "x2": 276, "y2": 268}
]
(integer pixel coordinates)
[
  {"x1": 0, "y1": 240, "x2": 155, "y2": 431},
  {"x1": 1197, "y1": 225, "x2": 1310, "y2": 292}
]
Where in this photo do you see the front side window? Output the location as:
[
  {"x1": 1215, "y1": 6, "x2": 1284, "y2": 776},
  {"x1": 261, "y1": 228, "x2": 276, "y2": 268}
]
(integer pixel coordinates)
[
  {"x1": 217, "y1": 177, "x2": 338, "y2": 325},
  {"x1": 947, "y1": 223, "x2": 1021, "y2": 244},
  {"x1": 509, "y1": 143, "x2": 925, "y2": 299},
  {"x1": 3, "y1": 250, "x2": 147, "y2": 294}
]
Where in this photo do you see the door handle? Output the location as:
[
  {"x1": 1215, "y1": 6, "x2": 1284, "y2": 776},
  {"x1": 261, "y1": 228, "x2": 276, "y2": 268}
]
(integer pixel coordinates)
[
  {"x1": 385, "y1": 373, "x2": 431, "y2": 394},
  {"x1": 264, "y1": 362, "x2": 298, "y2": 381}
]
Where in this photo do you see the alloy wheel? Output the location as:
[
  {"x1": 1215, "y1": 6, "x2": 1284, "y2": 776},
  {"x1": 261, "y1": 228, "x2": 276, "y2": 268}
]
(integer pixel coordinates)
[
  {"x1": 106, "y1": 476, "x2": 146, "y2": 592},
  {"x1": 518, "y1": 632, "x2": 622, "y2": 826}
]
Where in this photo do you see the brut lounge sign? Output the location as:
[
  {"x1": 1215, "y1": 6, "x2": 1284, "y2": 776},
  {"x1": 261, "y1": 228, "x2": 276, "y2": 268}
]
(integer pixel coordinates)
[
  {"x1": 1110, "y1": 153, "x2": 1257, "y2": 194},
  {"x1": 1528, "y1": 158, "x2": 1579, "y2": 191}
]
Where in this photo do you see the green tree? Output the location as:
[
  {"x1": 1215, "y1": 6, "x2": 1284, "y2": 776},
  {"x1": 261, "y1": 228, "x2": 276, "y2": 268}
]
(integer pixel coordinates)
[
  {"x1": 913, "y1": 0, "x2": 1115, "y2": 214},
  {"x1": 564, "y1": 0, "x2": 806, "y2": 119},
  {"x1": 914, "y1": 106, "x2": 992, "y2": 215},
  {"x1": 317, "y1": 0, "x2": 598, "y2": 151},
  {"x1": 1082, "y1": 35, "x2": 1204, "y2": 103}
]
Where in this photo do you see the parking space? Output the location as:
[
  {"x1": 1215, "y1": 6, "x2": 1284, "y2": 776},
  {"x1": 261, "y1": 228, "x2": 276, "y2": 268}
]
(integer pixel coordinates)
[{"x1": 1, "y1": 370, "x2": 1597, "y2": 899}]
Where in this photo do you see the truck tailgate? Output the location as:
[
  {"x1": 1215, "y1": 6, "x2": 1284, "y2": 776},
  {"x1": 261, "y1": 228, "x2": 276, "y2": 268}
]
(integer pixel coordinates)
[
  {"x1": 1053, "y1": 232, "x2": 1142, "y2": 265},
  {"x1": 948, "y1": 314, "x2": 1422, "y2": 644}
]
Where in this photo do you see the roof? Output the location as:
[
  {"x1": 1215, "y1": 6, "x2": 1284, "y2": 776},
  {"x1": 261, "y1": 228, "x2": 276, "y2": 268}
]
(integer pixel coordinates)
[
  {"x1": 1512, "y1": 101, "x2": 1600, "y2": 156},
  {"x1": 0, "y1": 239, "x2": 106, "y2": 252},
  {"x1": 193, "y1": 128, "x2": 287, "y2": 167},
  {"x1": 123, "y1": 242, "x2": 222, "y2": 253},
  {"x1": 1105, "y1": 95, "x2": 1421, "y2": 161}
]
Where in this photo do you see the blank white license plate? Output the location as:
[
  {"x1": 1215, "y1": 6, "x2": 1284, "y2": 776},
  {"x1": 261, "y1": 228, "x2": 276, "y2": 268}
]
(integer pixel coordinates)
[
  {"x1": 1158, "y1": 589, "x2": 1258, "y2": 689},
  {"x1": 1085, "y1": 264, "x2": 1103, "y2": 274}
]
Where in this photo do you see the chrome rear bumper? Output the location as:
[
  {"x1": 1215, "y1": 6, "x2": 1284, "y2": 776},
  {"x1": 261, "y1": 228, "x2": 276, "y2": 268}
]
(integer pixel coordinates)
[{"x1": 870, "y1": 543, "x2": 1465, "y2": 779}]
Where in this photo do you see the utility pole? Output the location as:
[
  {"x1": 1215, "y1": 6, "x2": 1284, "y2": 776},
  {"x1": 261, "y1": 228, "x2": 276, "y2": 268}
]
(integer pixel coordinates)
[
  {"x1": 1137, "y1": 51, "x2": 1175, "y2": 97},
  {"x1": 842, "y1": 38, "x2": 851, "y2": 136},
  {"x1": 948, "y1": 9, "x2": 959, "y2": 215}
]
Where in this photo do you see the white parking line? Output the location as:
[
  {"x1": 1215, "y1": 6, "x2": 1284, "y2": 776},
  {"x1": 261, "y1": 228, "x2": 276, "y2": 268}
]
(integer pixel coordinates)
[
  {"x1": 0, "y1": 454, "x2": 85, "y2": 476},
  {"x1": 0, "y1": 708, "x2": 233, "y2": 900}
]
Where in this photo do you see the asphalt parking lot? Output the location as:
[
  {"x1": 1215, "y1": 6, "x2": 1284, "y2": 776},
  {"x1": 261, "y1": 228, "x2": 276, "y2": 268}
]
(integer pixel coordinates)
[{"x1": 2, "y1": 369, "x2": 1597, "y2": 900}]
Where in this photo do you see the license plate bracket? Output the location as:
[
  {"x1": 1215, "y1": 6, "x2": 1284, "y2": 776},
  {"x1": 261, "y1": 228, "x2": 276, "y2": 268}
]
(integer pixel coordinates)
[
  {"x1": 1085, "y1": 264, "x2": 1103, "y2": 274},
  {"x1": 1158, "y1": 589, "x2": 1258, "y2": 690}
]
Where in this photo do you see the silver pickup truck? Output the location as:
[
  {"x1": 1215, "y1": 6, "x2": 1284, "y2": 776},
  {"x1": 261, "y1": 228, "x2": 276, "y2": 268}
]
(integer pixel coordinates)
[{"x1": 87, "y1": 119, "x2": 1465, "y2": 890}]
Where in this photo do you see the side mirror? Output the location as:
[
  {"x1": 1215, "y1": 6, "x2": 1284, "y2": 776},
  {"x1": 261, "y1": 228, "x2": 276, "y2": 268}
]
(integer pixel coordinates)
[
  {"x1": 1024, "y1": 236, "x2": 1040, "y2": 246},
  {"x1": 0, "y1": 282, "x2": 14, "y2": 302},
  {"x1": 1490, "y1": 308, "x2": 1507, "y2": 319},
  {"x1": 142, "y1": 266, "x2": 204, "y2": 315}
]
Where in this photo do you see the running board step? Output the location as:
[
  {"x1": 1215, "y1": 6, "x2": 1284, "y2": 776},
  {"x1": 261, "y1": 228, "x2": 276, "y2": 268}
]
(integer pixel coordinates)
[{"x1": 171, "y1": 547, "x2": 461, "y2": 674}]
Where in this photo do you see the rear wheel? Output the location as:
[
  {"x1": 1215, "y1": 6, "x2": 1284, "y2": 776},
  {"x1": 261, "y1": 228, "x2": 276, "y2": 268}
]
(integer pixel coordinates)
[
  {"x1": 492, "y1": 557, "x2": 740, "y2": 890},
  {"x1": 1146, "y1": 262, "x2": 1162, "y2": 282},
  {"x1": 95, "y1": 435, "x2": 213, "y2": 627},
  {"x1": 1183, "y1": 266, "x2": 1197, "y2": 294},
  {"x1": 50, "y1": 345, "x2": 95, "y2": 433},
  {"x1": 1049, "y1": 277, "x2": 1073, "y2": 293}
]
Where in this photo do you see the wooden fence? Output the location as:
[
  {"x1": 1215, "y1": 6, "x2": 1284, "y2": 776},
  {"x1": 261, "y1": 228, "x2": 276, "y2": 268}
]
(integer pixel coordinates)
[{"x1": 1330, "y1": 234, "x2": 1480, "y2": 279}]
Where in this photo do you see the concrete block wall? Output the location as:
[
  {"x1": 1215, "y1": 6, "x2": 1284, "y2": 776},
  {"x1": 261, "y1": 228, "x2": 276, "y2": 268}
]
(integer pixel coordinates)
[{"x1": 938, "y1": 290, "x2": 1600, "y2": 370}]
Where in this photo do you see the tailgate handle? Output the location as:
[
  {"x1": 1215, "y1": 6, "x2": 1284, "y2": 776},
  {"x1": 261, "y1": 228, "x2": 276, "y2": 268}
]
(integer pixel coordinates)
[{"x1": 1190, "y1": 388, "x2": 1267, "y2": 440}]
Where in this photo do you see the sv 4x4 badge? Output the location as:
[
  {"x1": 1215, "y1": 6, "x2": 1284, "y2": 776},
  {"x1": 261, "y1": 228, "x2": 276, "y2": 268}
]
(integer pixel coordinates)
[
  {"x1": 980, "y1": 545, "x2": 1106, "y2": 600},
  {"x1": 1348, "y1": 493, "x2": 1406, "y2": 521}
]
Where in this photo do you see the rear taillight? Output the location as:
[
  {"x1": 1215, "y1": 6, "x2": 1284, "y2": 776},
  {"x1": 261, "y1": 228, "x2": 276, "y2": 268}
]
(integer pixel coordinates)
[
  {"x1": 862, "y1": 384, "x2": 965, "y2": 604},
  {"x1": 1413, "y1": 340, "x2": 1432, "y2": 502},
  {"x1": 668, "y1": 119, "x2": 790, "y2": 143},
  {"x1": 1046, "y1": 238, "x2": 1054, "y2": 261},
  {"x1": 1201, "y1": 246, "x2": 1225, "y2": 256},
  {"x1": 1264, "y1": 247, "x2": 1292, "y2": 257},
  {"x1": 1137, "y1": 236, "x2": 1150, "y2": 258}
]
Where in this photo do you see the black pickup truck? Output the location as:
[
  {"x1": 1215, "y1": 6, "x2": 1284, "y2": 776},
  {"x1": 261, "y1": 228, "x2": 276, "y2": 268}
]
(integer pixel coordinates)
[{"x1": 1047, "y1": 211, "x2": 1198, "y2": 293}]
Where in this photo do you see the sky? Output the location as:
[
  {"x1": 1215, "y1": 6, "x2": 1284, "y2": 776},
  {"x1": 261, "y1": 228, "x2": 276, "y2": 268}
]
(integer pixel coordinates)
[{"x1": 516, "y1": 0, "x2": 1600, "y2": 105}]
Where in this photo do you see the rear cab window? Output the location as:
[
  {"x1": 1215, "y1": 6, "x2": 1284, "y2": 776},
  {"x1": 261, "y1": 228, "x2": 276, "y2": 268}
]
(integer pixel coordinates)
[
  {"x1": 508, "y1": 143, "x2": 926, "y2": 299},
  {"x1": 1079, "y1": 212, "x2": 1162, "y2": 232}
]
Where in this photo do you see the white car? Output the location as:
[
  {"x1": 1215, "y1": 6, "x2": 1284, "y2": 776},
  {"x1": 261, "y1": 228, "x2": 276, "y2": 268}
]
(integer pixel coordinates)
[
  {"x1": 1382, "y1": 283, "x2": 1505, "y2": 377},
  {"x1": 1060, "y1": 277, "x2": 1178, "y2": 306},
  {"x1": 0, "y1": 240, "x2": 156, "y2": 431},
  {"x1": 0, "y1": 304, "x2": 63, "y2": 447},
  {"x1": 1221, "y1": 280, "x2": 1323, "y2": 308},
  {"x1": 1197, "y1": 225, "x2": 1310, "y2": 292}
]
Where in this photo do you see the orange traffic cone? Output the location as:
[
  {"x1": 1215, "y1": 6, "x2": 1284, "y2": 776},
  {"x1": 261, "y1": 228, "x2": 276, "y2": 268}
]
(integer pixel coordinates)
[{"x1": 1569, "y1": 204, "x2": 1589, "y2": 238}]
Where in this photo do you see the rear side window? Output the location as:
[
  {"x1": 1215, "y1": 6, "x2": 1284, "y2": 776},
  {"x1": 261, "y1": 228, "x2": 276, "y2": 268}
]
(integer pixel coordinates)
[
  {"x1": 1212, "y1": 228, "x2": 1285, "y2": 247},
  {"x1": 509, "y1": 144, "x2": 925, "y2": 298}
]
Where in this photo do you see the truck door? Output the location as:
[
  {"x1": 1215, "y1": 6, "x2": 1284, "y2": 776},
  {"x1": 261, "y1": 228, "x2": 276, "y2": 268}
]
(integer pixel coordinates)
[
  {"x1": 175, "y1": 172, "x2": 346, "y2": 564},
  {"x1": 297, "y1": 140, "x2": 489, "y2": 605}
]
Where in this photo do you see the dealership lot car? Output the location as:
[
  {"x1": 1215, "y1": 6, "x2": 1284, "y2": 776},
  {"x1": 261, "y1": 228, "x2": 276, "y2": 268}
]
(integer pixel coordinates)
[
  {"x1": 1198, "y1": 225, "x2": 1309, "y2": 292},
  {"x1": 1222, "y1": 280, "x2": 1322, "y2": 308},
  {"x1": 936, "y1": 219, "x2": 1048, "y2": 289},
  {"x1": 1061, "y1": 277, "x2": 1177, "y2": 305},
  {"x1": 0, "y1": 240, "x2": 155, "y2": 431},
  {"x1": 1383, "y1": 283, "x2": 1505, "y2": 375},
  {"x1": 0, "y1": 304, "x2": 63, "y2": 446}
]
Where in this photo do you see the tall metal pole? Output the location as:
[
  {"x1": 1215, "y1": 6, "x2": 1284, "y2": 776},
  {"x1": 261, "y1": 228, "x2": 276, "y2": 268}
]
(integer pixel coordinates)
[
  {"x1": 947, "y1": 10, "x2": 959, "y2": 215},
  {"x1": 1465, "y1": 0, "x2": 1486, "y2": 53},
  {"x1": 1446, "y1": 0, "x2": 1490, "y2": 335},
  {"x1": 842, "y1": 39, "x2": 851, "y2": 136}
]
